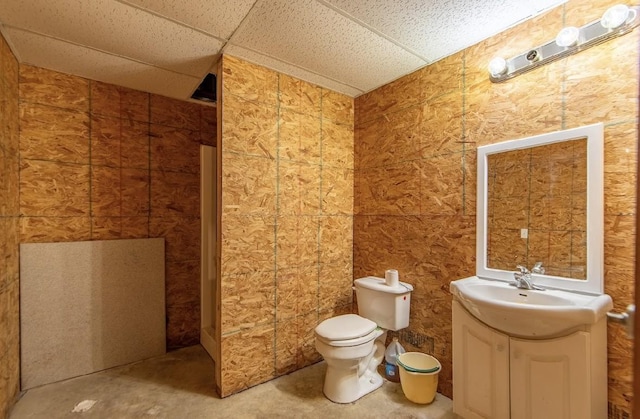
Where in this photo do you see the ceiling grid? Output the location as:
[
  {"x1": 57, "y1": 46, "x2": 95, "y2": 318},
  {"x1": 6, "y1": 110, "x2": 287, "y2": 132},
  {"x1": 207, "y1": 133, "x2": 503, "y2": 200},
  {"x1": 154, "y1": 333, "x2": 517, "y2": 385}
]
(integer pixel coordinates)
[{"x1": 0, "y1": 0, "x2": 566, "y2": 99}]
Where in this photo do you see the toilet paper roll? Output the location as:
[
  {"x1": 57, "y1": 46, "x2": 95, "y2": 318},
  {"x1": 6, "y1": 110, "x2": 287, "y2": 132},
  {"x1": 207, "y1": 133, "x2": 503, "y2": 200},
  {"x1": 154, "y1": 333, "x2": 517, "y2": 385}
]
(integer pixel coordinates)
[{"x1": 385, "y1": 269, "x2": 399, "y2": 287}]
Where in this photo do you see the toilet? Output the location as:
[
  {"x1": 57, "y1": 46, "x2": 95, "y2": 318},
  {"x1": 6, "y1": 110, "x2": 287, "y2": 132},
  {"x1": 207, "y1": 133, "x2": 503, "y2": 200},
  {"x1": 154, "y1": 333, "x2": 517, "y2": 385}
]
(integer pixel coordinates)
[{"x1": 314, "y1": 276, "x2": 413, "y2": 403}]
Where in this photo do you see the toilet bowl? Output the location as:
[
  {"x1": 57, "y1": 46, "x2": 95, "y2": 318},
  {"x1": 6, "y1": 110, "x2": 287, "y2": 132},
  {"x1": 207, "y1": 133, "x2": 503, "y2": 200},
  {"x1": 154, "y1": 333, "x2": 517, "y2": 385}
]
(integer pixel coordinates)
[
  {"x1": 315, "y1": 314, "x2": 387, "y2": 403},
  {"x1": 315, "y1": 276, "x2": 413, "y2": 404}
]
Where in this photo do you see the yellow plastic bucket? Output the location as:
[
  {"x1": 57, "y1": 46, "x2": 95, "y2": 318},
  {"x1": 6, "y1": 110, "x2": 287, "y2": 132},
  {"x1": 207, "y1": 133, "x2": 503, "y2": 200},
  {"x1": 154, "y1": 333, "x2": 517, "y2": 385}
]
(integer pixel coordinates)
[{"x1": 397, "y1": 352, "x2": 441, "y2": 404}]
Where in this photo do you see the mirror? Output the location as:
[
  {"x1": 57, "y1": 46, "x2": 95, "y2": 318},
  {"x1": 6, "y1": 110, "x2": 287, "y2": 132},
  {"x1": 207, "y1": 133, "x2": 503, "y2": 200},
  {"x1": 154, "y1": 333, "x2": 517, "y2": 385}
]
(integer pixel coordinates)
[
  {"x1": 487, "y1": 139, "x2": 587, "y2": 279},
  {"x1": 476, "y1": 123, "x2": 604, "y2": 294}
]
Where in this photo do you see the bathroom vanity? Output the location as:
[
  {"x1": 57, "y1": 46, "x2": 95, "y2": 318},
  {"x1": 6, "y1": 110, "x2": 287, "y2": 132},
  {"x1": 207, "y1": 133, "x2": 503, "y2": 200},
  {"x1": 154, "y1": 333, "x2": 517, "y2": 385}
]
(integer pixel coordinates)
[
  {"x1": 452, "y1": 123, "x2": 612, "y2": 419},
  {"x1": 452, "y1": 298, "x2": 607, "y2": 419}
]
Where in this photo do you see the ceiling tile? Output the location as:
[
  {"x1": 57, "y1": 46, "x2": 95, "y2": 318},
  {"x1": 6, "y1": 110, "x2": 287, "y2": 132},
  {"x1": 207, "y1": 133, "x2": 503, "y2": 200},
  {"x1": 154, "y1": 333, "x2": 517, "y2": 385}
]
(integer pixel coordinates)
[
  {"x1": 229, "y1": 0, "x2": 427, "y2": 92},
  {"x1": 0, "y1": 0, "x2": 222, "y2": 77},
  {"x1": 5, "y1": 27, "x2": 202, "y2": 100},
  {"x1": 120, "y1": 0, "x2": 258, "y2": 40},
  {"x1": 0, "y1": 0, "x2": 569, "y2": 98},
  {"x1": 224, "y1": 45, "x2": 362, "y2": 97},
  {"x1": 322, "y1": 0, "x2": 567, "y2": 62}
]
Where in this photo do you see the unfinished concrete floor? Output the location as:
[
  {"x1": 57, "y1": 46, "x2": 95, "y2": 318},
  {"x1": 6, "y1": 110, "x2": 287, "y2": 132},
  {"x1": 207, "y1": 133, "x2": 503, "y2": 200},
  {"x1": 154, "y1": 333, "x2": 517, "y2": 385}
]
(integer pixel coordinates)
[{"x1": 10, "y1": 345, "x2": 454, "y2": 418}]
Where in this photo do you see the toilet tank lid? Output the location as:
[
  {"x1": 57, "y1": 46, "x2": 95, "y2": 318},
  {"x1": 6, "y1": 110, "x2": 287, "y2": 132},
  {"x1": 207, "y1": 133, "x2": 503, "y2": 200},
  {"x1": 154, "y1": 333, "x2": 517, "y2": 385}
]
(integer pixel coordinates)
[
  {"x1": 315, "y1": 314, "x2": 377, "y2": 341},
  {"x1": 355, "y1": 276, "x2": 414, "y2": 294}
]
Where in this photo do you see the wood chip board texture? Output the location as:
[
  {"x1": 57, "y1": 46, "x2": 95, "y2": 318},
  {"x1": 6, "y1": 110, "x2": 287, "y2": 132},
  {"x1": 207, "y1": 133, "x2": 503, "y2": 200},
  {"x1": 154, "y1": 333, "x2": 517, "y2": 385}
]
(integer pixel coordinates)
[
  {"x1": 354, "y1": 0, "x2": 637, "y2": 411},
  {"x1": 0, "y1": 31, "x2": 21, "y2": 419},
  {"x1": 17, "y1": 65, "x2": 216, "y2": 349},
  {"x1": 218, "y1": 55, "x2": 354, "y2": 396}
]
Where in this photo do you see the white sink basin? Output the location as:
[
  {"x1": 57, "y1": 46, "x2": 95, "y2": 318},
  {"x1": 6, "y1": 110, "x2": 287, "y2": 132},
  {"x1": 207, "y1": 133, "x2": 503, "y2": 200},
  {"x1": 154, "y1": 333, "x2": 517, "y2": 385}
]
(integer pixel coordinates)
[{"x1": 450, "y1": 276, "x2": 613, "y2": 338}]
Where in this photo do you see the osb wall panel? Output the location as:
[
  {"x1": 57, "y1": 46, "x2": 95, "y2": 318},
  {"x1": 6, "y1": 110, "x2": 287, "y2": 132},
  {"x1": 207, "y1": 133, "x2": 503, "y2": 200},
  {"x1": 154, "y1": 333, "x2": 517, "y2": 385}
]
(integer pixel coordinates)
[
  {"x1": 0, "y1": 32, "x2": 20, "y2": 419},
  {"x1": 354, "y1": 0, "x2": 638, "y2": 413},
  {"x1": 17, "y1": 65, "x2": 216, "y2": 352},
  {"x1": 219, "y1": 55, "x2": 354, "y2": 396}
]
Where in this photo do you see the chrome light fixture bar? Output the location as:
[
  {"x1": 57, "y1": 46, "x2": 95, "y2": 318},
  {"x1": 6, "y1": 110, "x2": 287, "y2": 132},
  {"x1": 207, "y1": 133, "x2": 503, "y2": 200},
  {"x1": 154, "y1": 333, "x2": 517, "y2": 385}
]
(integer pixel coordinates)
[{"x1": 489, "y1": 4, "x2": 640, "y2": 82}]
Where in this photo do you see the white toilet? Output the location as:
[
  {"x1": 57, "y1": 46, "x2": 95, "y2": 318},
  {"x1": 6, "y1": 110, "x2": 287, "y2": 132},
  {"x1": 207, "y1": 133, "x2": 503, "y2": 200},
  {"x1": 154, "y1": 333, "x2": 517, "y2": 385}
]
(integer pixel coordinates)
[{"x1": 314, "y1": 276, "x2": 413, "y2": 403}]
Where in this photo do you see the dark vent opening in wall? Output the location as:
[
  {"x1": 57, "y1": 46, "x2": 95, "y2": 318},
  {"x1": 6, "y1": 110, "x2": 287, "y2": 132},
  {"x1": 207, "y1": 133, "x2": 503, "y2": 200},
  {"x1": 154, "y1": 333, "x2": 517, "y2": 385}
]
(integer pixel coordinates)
[{"x1": 191, "y1": 73, "x2": 216, "y2": 103}]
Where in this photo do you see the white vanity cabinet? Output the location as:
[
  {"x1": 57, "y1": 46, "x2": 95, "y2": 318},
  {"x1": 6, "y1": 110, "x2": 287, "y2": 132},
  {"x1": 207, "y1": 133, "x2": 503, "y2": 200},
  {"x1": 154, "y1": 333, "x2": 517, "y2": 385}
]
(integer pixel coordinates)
[
  {"x1": 453, "y1": 300, "x2": 510, "y2": 418},
  {"x1": 452, "y1": 301, "x2": 608, "y2": 419}
]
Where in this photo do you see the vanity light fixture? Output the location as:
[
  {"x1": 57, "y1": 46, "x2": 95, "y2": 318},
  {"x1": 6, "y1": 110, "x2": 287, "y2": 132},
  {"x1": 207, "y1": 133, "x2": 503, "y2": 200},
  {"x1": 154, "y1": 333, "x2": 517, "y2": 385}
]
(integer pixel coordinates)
[
  {"x1": 489, "y1": 4, "x2": 640, "y2": 82},
  {"x1": 555, "y1": 26, "x2": 580, "y2": 47},
  {"x1": 488, "y1": 57, "x2": 508, "y2": 78},
  {"x1": 601, "y1": 3, "x2": 634, "y2": 28}
]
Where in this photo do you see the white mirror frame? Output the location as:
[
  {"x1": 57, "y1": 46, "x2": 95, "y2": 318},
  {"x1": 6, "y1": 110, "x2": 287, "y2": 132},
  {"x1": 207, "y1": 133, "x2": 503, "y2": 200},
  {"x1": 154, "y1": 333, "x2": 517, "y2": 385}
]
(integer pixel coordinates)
[{"x1": 476, "y1": 123, "x2": 604, "y2": 294}]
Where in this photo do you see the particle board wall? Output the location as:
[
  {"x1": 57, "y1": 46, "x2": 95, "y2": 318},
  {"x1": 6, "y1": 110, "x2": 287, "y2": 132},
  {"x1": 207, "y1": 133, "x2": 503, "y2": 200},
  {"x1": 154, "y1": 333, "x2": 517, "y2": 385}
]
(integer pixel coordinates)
[
  {"x1": 17, "y1": 64, "x2": 216, "y2": 350},
  {"x1": 218, "y1": 55, "x2": 354, "y2": 396},
  {"x1": 354, "y1": 0, "x2": 638, "y2": 413},
  {"x1": 0, "y1": 32, "x2": 20, "y2": 418},
  {"x1": 20, "y1": 238, "x2": 165, "y2": 389}
]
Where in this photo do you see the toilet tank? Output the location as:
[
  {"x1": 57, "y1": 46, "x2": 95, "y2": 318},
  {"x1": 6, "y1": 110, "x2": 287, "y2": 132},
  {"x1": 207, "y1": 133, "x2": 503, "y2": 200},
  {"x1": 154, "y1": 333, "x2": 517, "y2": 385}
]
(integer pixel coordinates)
[{"x1": 354, "y1": 276, "x2": 413, "y2": 331}]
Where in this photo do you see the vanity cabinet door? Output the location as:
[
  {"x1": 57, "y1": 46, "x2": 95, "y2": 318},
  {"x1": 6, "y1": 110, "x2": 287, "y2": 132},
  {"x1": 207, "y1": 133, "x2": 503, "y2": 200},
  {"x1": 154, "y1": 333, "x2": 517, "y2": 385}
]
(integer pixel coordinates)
[
  {"x1": 509, "y1": 332, "x2": 590, "y2": 419},
  {"x1": 453, "y1": 301, "x2": 510, "y2": 419}
]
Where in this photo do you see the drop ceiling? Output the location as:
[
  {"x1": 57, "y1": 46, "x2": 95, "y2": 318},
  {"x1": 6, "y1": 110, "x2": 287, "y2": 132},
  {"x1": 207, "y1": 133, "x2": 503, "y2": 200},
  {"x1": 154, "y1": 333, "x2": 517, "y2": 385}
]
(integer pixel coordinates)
[{"x1": 0, "y1": 0, "x2": 566, "y2": 100}]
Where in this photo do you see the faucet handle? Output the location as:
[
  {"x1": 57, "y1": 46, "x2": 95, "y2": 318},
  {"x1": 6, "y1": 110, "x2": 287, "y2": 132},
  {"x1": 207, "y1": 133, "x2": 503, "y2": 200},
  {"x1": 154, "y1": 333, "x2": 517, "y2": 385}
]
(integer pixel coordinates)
[
  {"x1": 516, "y1": 265, "x2": 529, "y2": 274},
  {"x1": 532, "y1": 261, "x2": 545, "y2": 275}
]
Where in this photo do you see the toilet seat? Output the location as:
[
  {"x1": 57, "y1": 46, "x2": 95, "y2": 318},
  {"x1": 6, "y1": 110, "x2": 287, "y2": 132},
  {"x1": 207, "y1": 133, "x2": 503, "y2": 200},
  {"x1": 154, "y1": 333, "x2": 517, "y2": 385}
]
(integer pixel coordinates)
[{"x1": 315, "y1": 314, "x2": 379, "y2": 347}]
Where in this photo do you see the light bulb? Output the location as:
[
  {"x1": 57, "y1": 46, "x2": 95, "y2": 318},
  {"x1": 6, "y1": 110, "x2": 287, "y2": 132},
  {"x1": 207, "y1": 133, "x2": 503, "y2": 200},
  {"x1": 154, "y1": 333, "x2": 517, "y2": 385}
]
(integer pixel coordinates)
[
  {"x1": 555, "y1": 26, "x2": 580, "y2": 47},
  {"x1": 601, "y1": 4, "x2": 631, "y2": 29},
  {"x1": 488, "y1": 57, "x2": 508, "y2": 77}
]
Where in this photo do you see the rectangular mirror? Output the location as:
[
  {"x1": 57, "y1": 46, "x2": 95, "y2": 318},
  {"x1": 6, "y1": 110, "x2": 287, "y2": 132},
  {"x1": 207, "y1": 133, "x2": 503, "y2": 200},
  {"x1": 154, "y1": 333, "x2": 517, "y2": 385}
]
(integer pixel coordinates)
[
  {"x1": 487, "y1": 139, "x2": 587, "y2": 279},
  {"x1": 477, "y1": 123, "x2": 604, "y2": 294}
]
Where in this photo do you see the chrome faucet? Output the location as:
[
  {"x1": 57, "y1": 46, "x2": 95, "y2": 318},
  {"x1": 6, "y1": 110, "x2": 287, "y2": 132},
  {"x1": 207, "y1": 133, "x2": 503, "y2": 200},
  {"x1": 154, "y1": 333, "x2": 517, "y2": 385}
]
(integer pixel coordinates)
[
  {"x1": 531, "y1": 261, "x2": 545, "y2": 275},
  {"x1": 512, "y1": 264, "x2": 545, "y2": 291}
]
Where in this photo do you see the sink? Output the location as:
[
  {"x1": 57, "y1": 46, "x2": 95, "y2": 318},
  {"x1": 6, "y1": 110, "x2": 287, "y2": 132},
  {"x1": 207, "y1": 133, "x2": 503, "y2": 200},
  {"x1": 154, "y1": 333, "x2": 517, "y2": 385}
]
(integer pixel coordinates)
[{"x1": 450, "y1": 276, "x2": 613, "y2": 338}]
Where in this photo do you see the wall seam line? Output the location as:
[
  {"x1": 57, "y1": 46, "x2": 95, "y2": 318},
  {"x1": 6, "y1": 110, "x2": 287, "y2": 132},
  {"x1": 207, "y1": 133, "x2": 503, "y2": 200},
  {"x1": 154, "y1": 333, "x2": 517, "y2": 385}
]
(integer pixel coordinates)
[
  {"x1": 88, "y1": 80, "x2": 93, "y2": 238},
  {"x1": 147, "y1": 94, "x2": 151, "y2": 238},
  {"x1": 461, "y1": 52, "x2": 467, "y2": 216},
  {"x1": 273, "y1": 74, "x2": 281, "y2": 375}
]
